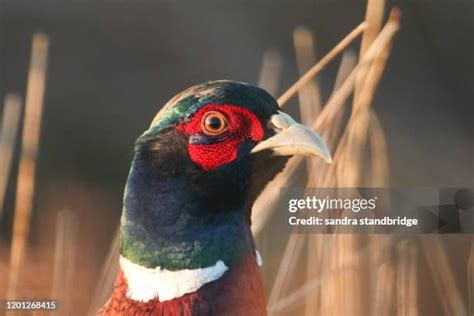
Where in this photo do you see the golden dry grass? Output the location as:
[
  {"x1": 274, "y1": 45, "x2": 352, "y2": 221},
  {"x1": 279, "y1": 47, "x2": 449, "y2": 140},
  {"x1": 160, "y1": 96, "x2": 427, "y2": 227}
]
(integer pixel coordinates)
[{"x1": 8, "y1": 33, "x2": 49, "y2": 300}]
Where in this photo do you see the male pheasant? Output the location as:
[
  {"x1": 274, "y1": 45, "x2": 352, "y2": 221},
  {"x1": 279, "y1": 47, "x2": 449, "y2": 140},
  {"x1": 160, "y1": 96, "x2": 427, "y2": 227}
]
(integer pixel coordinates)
[{"x1": 98, "y1": 80, "x2": 331, "y2": 316}]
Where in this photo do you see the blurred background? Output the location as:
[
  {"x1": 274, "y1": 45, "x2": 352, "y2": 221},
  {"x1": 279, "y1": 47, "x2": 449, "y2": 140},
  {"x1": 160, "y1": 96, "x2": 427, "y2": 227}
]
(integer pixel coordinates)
[{"x1": 0, "y1": 0, "x2": 472, "y2": 315}]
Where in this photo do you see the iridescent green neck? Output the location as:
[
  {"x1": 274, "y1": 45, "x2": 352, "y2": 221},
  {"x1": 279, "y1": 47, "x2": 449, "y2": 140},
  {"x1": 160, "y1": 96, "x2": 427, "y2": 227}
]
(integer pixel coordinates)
[{"x1": 119, "y1": 158, "x2": 254, "y2": 270}]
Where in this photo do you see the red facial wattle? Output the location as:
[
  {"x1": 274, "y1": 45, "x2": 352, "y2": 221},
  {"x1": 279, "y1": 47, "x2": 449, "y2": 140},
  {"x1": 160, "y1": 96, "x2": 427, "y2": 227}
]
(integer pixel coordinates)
[{"x1": 175, "y1": 104, "x2": 264, "y2": 171}]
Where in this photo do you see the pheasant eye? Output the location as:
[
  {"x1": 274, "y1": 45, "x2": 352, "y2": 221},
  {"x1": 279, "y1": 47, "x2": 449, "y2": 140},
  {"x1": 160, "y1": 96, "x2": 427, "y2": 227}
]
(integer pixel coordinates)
[{"x1": 202, "y1": 111, "x2": 228, "y2": 135}]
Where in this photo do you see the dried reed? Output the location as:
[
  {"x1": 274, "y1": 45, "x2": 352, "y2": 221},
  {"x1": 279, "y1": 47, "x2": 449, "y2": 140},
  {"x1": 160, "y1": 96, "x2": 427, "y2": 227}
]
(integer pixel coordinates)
[
  {"x1": 262, "y1": 17, "x2": 394, "y2": 312},
  {"x1": 52, "y1": 210, "x2": 78, "y2": 315},
  {"x1": 293, "y1": 27, "x2": 321, "y2": 314},
  {"x1": 0, "y1": 94, "x2": 22, "y2": 219},
  {"x1": 312, "y1": 10, "x2": 399, "y2": 138},
  {"x1": 354, "y1": 0, "x2": 386, "y2": 106},
  {"x1": 277, "y1": 22, "x2": 367, "y2": 107},
  {"x1": 266, "y1": 7, "x2": 399, "y2": 316},
  {"x1": 324, "y1": 50, "x2": 357, "y2": 141},
  {"x1": 323, "y1": 9, "x2": 399, "y2": 188},
  {"x1": 303, "y1": 51, "x2": 356, "y2": 316},
  {"x1": 327, "y1": 4, "x2": 387, "y2": 314},
  {"x1": 419, "y1": 236, "x2": 467, "y2": 315},
  {"x1": 336, "y1": 5, "x2": 391, "y2": 188},
  {"x1": 367, "y1": 111, "x2": 392, "y2": 315},
  {"x1": 7, "y1": 33, "x2": 49, "y2": 299},
  {"x1": 320, "y1": 9, "x2": 395, "y2": 316},
  {"x1": 373, "y1": 262, "x2": 395, "y2": 315},
  {"x1": 368, "y1": 112, "x2": 389, "y2": 186},
  {"x1": 293, "y1": 26, "x2": 322, "y2": 120},
  {"x1": 88, "y1": 227, "x2": 120, "y2": 316},
  {"x1": 258, "y1": 50, "x2": 283, "y2": 97},
  {"x1": 267, "y1": 228, "x2": 396, "y2": 314},
  {"x1": 396, "y1": 240, "x2": 418, "y2": 316},
  {"x1": 266, "y1": 232, "x2": 307, "y2": 313}
]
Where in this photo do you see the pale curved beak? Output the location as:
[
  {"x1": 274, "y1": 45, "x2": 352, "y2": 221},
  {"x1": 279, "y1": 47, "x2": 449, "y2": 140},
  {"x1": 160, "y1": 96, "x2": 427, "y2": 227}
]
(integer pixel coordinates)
[{"x1": 250, "y1": 111, "x2": 332, "y2": 164}]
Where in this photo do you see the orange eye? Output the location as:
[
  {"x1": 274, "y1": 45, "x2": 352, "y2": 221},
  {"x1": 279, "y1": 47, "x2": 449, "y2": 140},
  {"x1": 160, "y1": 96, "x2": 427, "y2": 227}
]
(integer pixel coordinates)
[{"x1": 201, "y1": 111, "x2": 228, "y2": 135}]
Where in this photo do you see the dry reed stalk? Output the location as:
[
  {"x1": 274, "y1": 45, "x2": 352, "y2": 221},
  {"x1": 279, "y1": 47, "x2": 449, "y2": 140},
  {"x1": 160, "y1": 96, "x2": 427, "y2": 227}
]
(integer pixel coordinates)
[
  {"x1": 263, "y1": 51, "x2": 355, "y2": 310},
  {"x1": 253, "y1": 15, "x2": 398, "y2": 234},
  {"x1": 353, "y1": 26, "x2": 393, "y2": 116},
  {"x1": 318, "y1": 51, "x2": 357, "y2": 148},
  {"x1": 264, "y1": 15, "x2": 399, "y2": 314},
  {"x1": 7, "y1": 33, "x2": 49, "y2": 299},
  {"x1": 268, "y1": 230, "x2": 396, "y2": 314},
  {"x1": 277, "y1": 22, "x2": 367, "y2": 107},
  {"x1": 367, "y1": 111, "x2": 392, "y2": 315},
  {"x1": 341, "y1": 19, "x2": 391, "y2": 186},
  {"x1": 258, "y1": 49, "x2": 283, "y2": 96},
  {"x1": 303, "y1": 233, "x2": 323, "y2": 315},
  {"x1": 373, "y1": 262, "x2": 395, "y2": 315},
  {"x1": 268, "y1": 267, "x2": 325, "y2": 314},
  {"x1": 368, "y1": 112, "x2": 389, "y2": 186},
  {"x1": 331, "y1": 235, "x2": 362, "y2": 315},
  {"x1": 346, "y1": 0, "x2": 386, "y2": 183},
  {"x1": 303, "y1": 51, "x2": 356, "y2": 316},
  {"x1": 268, "y1": 253, "x2": 364, "y2": 314},
  {"x1": 294, "y1": 28, "x2": 324, "y2": 273},
  {"x1": 318, "y1": 232, "x2": 363, "y2": 315},
  {"x1": 354, "y1": 0, "x2": 386, "y2": 106},
  {"x1": 294, "y1": 26, "x2": 323, "y2": 309},
  {"x1": 52, "y1": 210, "x2": 78, "y2": 315},
  {"x1": 266, "y1": 232, "x2": 306, "y2": 312},
  {"x1": 335, "y1": 9, "x2": 395, "y2": 186},
  {"x1": 338, "y1": 28, "x2": 394, "y2": 186},
  {"x1": 293, "y1": 26, "x2": 322, "y2": 119},
  {"x1": 293, "y1": 26, "x2": 321, "y2": 183},
  {"x1": 320, "y1": 10, "x2": 399, "y2": 187},
  {"x1": 396, "y1": 240, "x2": 419, "y2": 316},
  {"x1": 319, "y1": 234, "x2": 340, "y2": 315},
  {"x1": 369, "y1": 234, "x2": 393, "y2": 287},
  {"x1": 270, "y1": 233, "x2": 392, "y2": 314},
  {"x1": 319, "y1": 9, "x2": 397, "y2": 316},
  {"x1": 307, "y1": 51, "x2": 357, "y2": 183},
  {"x1": 88, "y1": 227, "x2": 120, "y2": 315},
  {"x1": 313, "y1": 10, "x2": 399, "y2": 137},
  {"x1": 469, "y1": 239, "x2": 474, "y2": 316},
  {"x1": 0, "y1": 94, "x2": 22, "y2": 218},
  {"x1": 419, "y1": 236, "x2": 467, "y2": 315},
  {"x1": 262, "y1": 10, "x2": 399, "y2": 316},
  {"x1": 334, "y1": 51, "x2": 358, "y2": 91}
]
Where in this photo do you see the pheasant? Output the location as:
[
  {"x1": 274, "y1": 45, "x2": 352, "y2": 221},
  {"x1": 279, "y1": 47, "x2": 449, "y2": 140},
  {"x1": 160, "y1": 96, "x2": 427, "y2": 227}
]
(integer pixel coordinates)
[{"x1": 98, "y1": 80, "x2": 331, "y2": 316}]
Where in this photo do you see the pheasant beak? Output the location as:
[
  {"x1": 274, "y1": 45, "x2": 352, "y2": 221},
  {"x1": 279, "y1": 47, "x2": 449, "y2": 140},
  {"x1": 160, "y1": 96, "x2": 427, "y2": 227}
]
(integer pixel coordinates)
[{"x1": 251, "y1": 111, "x2": 332, "y2": 164}]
